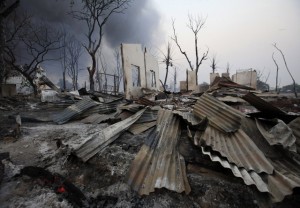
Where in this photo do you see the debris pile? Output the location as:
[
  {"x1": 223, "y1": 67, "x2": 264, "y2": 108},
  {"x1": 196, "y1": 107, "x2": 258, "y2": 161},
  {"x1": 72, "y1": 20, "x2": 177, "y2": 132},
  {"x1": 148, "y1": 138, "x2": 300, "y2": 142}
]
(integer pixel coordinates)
[{"x1": 1, "y1": 76, "x2": 300, "y2": 207}]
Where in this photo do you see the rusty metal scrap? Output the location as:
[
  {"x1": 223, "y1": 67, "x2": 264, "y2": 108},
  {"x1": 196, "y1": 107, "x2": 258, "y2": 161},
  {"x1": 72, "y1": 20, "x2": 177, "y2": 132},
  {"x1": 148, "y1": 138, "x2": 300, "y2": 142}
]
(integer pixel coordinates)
[
  {"x1": 52, "y1": 97, "x2": 99, "y2": 124},
  {"x1": 126, "y1": 109, "x2": 191, "y2": 195},
  {"x1": 75, "y1": 108, "x2": 146, "y2": 162},
  {"x1": 256, "y1": 119, "x2": 297, "y2": 152},
  {"x1": 128, "y1": 121, "x2": 156, "y2": 135},
  {"x1": 200, "y1": 125, "x2": 274, "y2": 174},
  {"x1": 193, "y1": 93, "x2": 243, "y2": 133},
  {"x1": 172, "y1": 110, "x2": 204, "y2": 127}
]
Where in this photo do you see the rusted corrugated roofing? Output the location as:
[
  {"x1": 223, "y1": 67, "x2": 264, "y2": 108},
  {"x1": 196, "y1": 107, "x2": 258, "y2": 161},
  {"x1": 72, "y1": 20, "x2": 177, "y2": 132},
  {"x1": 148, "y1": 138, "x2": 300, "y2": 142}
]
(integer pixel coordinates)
[
  {"x1": 75, "y1": 108, "x2": 146, "y2": 162},
  {"x1": 80, "y1": 113, "x2": 116, "y2": 124},
  {"x1": 208, "y1": 76, "x2": 254, "y2": 92},
  {"x1": 136, "y1": 97, "x2": 155, "y2": 106},
  {"x1": 172, "y1": 110, "x2": 204, "y2": 127},
  {"x1": 242, "y1": 92, "x2": 298, "y2": 123},
  {"x1": 128, "y1": 121, "x2": 156, "y2": 135},
  {"x1": 200, "y1": 125, "x2": 274, "y2": 174},
  {"x1": 52, "y1": 97, "x2": 99, "y2": 124},
  {"x1": 256, "y1": 118, "x2": 296, "y2": 152},
  {"x1": 126, "y1": 109, "x2": 191, "y2": 195},
  {"x1": 135, "y1": 108, "x2": 158, "y2": 123},
  {"x1": 193, "y1": 93, "x2": 243, "y2": 133},
  {"x1": 79, "y1": 101, "x2": 120, "y2": 118}
]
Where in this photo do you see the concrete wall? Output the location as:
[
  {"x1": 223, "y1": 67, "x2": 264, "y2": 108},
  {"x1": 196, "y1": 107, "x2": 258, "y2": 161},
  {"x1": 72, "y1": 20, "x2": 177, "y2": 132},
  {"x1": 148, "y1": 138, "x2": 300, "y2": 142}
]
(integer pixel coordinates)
[
  {"x1": 187, "y1": 70, "x2": 197, "y2": 91},
  {"x1": 210, "y1": 73, "x2": 220, "y2": 85},
  {"x1": 232, "y1": 70, "x2": 257, "y2": 89},
  {"x1": 5, "y1": 76, "x2": 33, "y2": 94},
  {"x1": 145, "y1": 52, "x2": 159, "y2": 90},
  {"x1": 180, "y1": 81, "x2": 187, "y2": 92},
  {"x1": 121, "y1": 44, "x2": 159, "y2": 99}
]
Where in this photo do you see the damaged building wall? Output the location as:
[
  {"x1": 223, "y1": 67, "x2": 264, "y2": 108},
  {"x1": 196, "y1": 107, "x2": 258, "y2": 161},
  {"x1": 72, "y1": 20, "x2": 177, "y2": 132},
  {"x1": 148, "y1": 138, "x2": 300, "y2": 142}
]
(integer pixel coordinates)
[
  {"x1": 187, "y1": 70, "x2": 197, "y2": 91},
  {"x1": 232, "y1": 70, "x2": 257, "y2": 89},
  {"x1": 145, "y1": 51, "x2": 159, "y2": 90},
  {"x1": 210, "y1": 73, "x2": 220, "y2": 85},
  {"x1": 121, "y1": 44, "x2": 159, "y2": 100}
]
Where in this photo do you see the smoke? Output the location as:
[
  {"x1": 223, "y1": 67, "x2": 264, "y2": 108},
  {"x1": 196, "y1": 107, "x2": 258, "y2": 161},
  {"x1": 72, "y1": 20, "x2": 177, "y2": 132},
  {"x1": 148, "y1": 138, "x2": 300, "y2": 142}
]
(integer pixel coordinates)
[
  {"x1": 16, "y1": 0, "x2": 163, "y2": 49},
  {"x1": 104, "y1": 0, "x2": 164, "y2": 48}
]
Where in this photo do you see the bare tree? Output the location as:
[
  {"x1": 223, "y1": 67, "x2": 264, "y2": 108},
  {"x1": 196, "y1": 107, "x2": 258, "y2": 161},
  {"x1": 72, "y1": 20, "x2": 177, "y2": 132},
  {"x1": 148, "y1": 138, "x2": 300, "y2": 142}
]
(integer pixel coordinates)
[
  {"x1": 71, "y1": 0, "x2": 130, "y2": 92},
  {"x1": 226, "y1": 62, "x2": 230, "y2": 74},
  {"x1": 66, "y1": 37, "x2": 82, "y2": 90},
  {"x1": 59, "y1": 25, "x2": 68, "y2": 91},
  {"x1": 0, "y1": 0, "x2": 20, "y2": 85},
  {"x1": 162, "y1": 42, "x2": 173, "y2": 87},
  {"x1": 273, "y1": 43, "x2": 297, "y2": 97},
  {"x1": 5, "y1": 18, "x2": 62, "y2": 95},
  {"x1": 272, "y1": 52, "x2": 279, "y2": 93},
  {"x1": 171, "y1": 15, "x2": 209, "y2": 85},
  {"x1": 210, "y1": 54, "x2": 217, "y2": 73}
]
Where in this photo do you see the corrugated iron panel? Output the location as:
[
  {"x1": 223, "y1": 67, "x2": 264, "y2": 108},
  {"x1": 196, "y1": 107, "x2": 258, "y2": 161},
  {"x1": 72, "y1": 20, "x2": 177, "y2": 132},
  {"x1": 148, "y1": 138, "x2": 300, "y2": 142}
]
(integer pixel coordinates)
[
  {"x1": 52, "y1": 98, "x2": 99, "y2": 124},
  {"x1": 135, "y1": 108, "x2": 158, "y2": 123},
  {"x1": 75, "y1": 108, "x2": 146, "y2": 162},
  {"x1": 268, "y1": 159, "x2": 300, "y2": 202},
  {"x1": 201, "y1": 147, "x2": 269, "y2": 192},
  {"x1": 128, "y1": 121, "x2": 156, "y2": 135},
  {"x1": 201, "y1": 146, "x2": 300, "y2": 202},
  {"x1": 193, "y1": 93, "x2": 243, "y2": 133},
  {"x1": 126, "y1": 109, "x2": 191, "y2": 195},
  {"x1": 80, "y1": 113, "x2": 116, "y2": 124},
  {"x1": 172, "y1": 110, "x2": 203, "y2": 126},
  {"x1": 79, "y1": 102, "x2": 119, "y2": 118},
  {"x1": 288, "y1": 117, "x2": 300, "y2": 153},
  {"x1": 118, "y1": 103, "x2": 145, "y2": 113},
  {"x1": 200, "y1": 125, "x2": 274, "y2": 174},
  {"x1": 256, "y1": 119, "x2": 296, "y2": 152},
  {"x1": 136, "y1": 97, "x2": 155, "y2": 106},
  {"x1": 242, "y1": 92, "x2": 285, "y2": 115},
  {"x1": 217, "y1": 96, "x2": 246, "y2": 103}
]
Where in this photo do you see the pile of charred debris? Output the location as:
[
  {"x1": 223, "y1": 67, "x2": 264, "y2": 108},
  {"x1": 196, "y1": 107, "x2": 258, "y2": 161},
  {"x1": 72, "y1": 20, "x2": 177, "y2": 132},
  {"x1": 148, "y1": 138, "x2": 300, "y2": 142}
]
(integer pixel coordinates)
[{"x1": 1, "y1": 82, "x2": 300, "y2": 207}]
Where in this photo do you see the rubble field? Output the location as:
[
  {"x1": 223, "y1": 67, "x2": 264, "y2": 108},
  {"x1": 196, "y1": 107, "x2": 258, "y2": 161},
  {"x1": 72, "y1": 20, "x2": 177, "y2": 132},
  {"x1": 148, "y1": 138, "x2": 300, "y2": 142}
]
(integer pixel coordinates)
[{"x1": 1, "y1": 90, "x2": 300, "y2": 208}]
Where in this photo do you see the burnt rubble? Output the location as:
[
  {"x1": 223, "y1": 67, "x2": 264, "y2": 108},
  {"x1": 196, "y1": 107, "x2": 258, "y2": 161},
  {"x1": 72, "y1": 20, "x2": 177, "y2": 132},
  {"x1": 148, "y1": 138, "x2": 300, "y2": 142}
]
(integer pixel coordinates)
[{"x1": 1, "y1": 82, "x2": 300, "y2": 207}]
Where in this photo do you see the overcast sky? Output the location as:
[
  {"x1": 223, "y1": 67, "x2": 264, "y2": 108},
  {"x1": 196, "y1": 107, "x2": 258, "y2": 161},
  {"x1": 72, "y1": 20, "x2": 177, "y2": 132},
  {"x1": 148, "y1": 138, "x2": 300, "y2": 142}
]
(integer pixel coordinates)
[
  {"x1": 152, "y1": 0, "x2": 300, "y2": 88},
  {"x1": 16, "y1": 0, "x2": 300, "y2": 88}
]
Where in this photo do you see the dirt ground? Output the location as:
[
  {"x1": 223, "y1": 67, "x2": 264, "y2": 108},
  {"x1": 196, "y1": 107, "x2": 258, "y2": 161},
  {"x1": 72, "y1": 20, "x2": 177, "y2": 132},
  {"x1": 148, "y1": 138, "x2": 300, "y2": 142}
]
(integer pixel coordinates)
[{"x1": 0, "y1": 97, "x2": 299, "y2": 208}]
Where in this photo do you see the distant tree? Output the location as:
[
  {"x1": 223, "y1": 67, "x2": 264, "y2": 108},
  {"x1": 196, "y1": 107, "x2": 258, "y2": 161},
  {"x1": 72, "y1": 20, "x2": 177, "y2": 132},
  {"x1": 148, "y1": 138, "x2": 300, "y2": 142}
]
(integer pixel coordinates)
[
  {"x1": 256, "y1": 70, "x2": 270, "y2": 91},
  {"x1": 5, "y1": 15, "x2": 62, "y2": 95},
  {"x1": 0, "y1": 0, "x2": 20, "y2": 85},
  {"x1": 273, "y1": 43, "x2": 297, "y2": 97},
  {"x1": 281, "y1": 83, "x2": 300, "y2": 93},
  {"x1": 210, "y1": 54, "x2": 217, "y2": 73},
  {"x1": 226, "y1": 62, "x2": 230, "y2": 74},
  {"x1": 66, "y1": 37, "x2": 82, "y2": 90},
  {"x1": 162, "y1": 42, "x2": 173, "y2": 87},
  {"x1": 71, "y1": 0, "x2": 130, "y2": 92},
  {"x1": 172, "y1": 15, "x2": 209, "y2": 85},
  {"x1": 272, "y1": 52, "x2": 279, "y2": 93}
]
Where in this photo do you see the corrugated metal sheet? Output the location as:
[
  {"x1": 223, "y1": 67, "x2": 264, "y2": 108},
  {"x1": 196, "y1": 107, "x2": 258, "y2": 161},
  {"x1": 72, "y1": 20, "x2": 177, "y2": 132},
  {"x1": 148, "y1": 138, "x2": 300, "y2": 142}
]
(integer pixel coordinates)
[
  {"x1": 201, "y1": 146, "x2": 300, "y2": 202},
  {"x1": 128, "y1": 121, "x2": 156, "y2": 135},
  {"x1": 136, "y1": 97, "x2": 155, "y2": 106},
  {"x1": 242, "y1": 92, "x2": 286, "y2": 115},
  {"x1": 217, "y1": 96, "x2": 246, "y2": 103},
  {"x1": 172, "y1": 110, "x2": 204, "y2": 127},
  {"x1": 135, "y1": 108, "x2": 158, "y2": 123},
  {"x1": 267, "y1": 158, "x2": 300, "y2": 202},
  {"x1": 193, "y1": 93, "x2": 243, "y2": 133},
  {"x1": 256, "y1": 119, "x2": 296, "y2": 152},
  {"x1": 52, "y1": 97, "x2": 99, "y2": 124},
  {"x1": 80, "y1": 113, "x2": 116, "y2": 124},
  {"x1": 200, "y1": 125, "x2": 274, "y2": 174},
  {"x1": 288, "y1": 117, "x2": 300, "y2": 153},
  {"x1": 79, "y1": 102, "x2": 120, "y2": 118},
  {"x1": 201, "y1": 147, "x2": 269, "y2": 192},
  {"x1": 242, "y1": 92, "x2": 298, "y2": 123},
  {"x1": 208, "y1": 76, "x2": 254, "y2": 92},
  {"x1": 118, "y1": 103, "x2": 145, "y2": 113},
  {"x1": 126, "y1": 109, "x2": 191, "y2": 195},
  {"x1": 75, "y1": 108, "x2": 146, "y2": 162}
]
